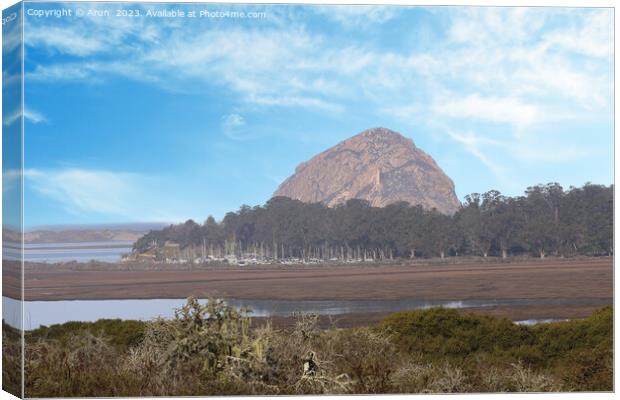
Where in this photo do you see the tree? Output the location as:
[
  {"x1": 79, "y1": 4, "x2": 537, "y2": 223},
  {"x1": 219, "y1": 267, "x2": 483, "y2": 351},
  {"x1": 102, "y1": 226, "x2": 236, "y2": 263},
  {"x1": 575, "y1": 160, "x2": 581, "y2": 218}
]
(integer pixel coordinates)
[
  {"x1": 522, "y1": 184, "x2": 564, "y2": 258},
  {"x1": 457, "y1": 193, "x2": 493, "y2": 257},
  {"x1": 132, "y1": 183, "x2": 612, "y2": 262}
]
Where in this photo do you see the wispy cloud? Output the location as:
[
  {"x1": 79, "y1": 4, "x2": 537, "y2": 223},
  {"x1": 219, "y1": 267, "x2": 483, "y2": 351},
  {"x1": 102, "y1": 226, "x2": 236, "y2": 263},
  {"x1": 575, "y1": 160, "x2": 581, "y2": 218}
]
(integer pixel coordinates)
[
  {"x1": 223, "y1": 113, "x2": 244, "y2": 129},
  {"x1": 432, "y1": 94, "x2": 540, "y2": 127},
  {"x1": 2, "y1": 10, "x2": 22, "y2": 54},
  {"x1": 444, "y1": 130, "x2": 505, "y2": 178},
  {"x1": 24, "y1": 109, "x2": 47, "y2": 124},
  {"x1": 3, "y1": 108, "x2": 47, "y2": 126},
  {"x1": 22, "y1": 5, "x2": 612, "y2": 203},
  {"x1": 26, "y1": 6, "x2": 612, "y2": 120},
  {"x1": 541, "y1": 10, "x2": 613, "y2": 58},
  {"x1": 3, "y1": 110, "x2": 21, "y2": 126},
  {"x1": 221, "y1": 113, "x2": 248, "y2": 140},
  {"x1": 313, "y1": 5, "x2": 398, "y2": 28},
  {"x1": 25, "y1": 168, "x2": 190, "y2": 222},
  {"x1": 26, "y1": 26, "x2": 107, "y2": 56}
]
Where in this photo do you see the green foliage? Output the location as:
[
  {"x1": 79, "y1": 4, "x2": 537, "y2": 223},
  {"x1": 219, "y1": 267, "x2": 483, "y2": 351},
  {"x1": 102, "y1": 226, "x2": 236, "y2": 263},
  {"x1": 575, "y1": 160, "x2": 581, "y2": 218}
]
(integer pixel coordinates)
[
  {"x1": 379, "y1": 306, "x2": 613, "y2": 391},
  {"x1": 532, "y1": 306, "x2": 613, "y2": 390},
  {"x1": 378, "y1": 308, "x2": 535, "y2": 361},
  {"x1": 134, "y1": 183, "x2": 613, "y2": 260},
  {"x1": 28, "y1": 319, "x2": 146, "y2": 350}
]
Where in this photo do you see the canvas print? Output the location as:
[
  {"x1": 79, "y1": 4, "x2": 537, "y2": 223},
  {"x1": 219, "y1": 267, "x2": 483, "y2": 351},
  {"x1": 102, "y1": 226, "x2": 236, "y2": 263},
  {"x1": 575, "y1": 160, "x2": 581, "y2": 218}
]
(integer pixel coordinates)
[{"x1": 2, "y1": 1, "x2": 614, "y2": 397}]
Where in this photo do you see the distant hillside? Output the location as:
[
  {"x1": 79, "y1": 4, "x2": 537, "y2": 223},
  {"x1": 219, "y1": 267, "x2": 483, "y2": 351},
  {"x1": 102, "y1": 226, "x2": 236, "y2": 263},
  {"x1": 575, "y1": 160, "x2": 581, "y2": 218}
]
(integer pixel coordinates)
[
  {"x1": 18, "y1": 223, "x2": 168, "y2": 243},
  {"x1": 274, "y1": 127, "x2": 461, "y2": 214},
  {"x1": 23, "y1": 230, "x2": 143, "y2": 244}
]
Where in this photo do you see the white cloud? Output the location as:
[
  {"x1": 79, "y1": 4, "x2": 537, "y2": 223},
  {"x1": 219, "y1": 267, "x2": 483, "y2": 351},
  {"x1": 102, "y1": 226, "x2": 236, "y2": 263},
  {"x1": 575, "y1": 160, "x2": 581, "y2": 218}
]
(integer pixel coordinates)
[
  {"x1": 26, "y1": 26, "x2": 107, "y2": 56},
  {"x1": 3, "y1": 108, "x2": 47, "y2": 126},
  {"x1": 313, "y1": 5, "x2": 398, "y2": 28},
  {"x1": 222, "y1": 113, "x2": 245, "y2": 130},
  {"x1": 511, "y1": 55, "x2": 609, "y2": 107},
  {"x1": 3, "y1": 110, "x2": 21, "y2": 126},
  {"x1": 445, "y1": 128, "x2": 591, "y2": 165},
  {"x1": 246, "y1": 94, "x2": 343, "y2": 112},
  {"x1": 221, "y1": 113, "x2": 248, "y2": 140},
  {"x1": 24, "y1": 3, "x2": 170, "y2": 58},
  {"x1": 25, "y1": 168, "x2": 188, "y2": 222},
  {"x1": 428, "y1": 8, "x2": 613, "y2": 109},
  {"x1": 438, "y1": 120, "x2": 595, "y2": 197},
  {"x1": 25, "y1": 6, "x2": 612, "y2": 141},
  {"x1": 2, "y1": 12, "x2": 22, "y2": 54},
  {"x1": 28, "y1": 63, "x2": 101, "y2": 82},
  {"x1": 444, "y1": 130, "x2": 505, "y2": 177},
  {"x1": 541, "y1": 10, "x2": 613, "y2": 58},
  {"x1": 140, "y1": 27, "x2": 346, "y2": 112},
  {"x1": 24, "y1": 109, "x2": 47, "y2": 124},
  {"x1": 448, "y1": 8, "x2": 547, "y2": 45},
  {"x1": 433, "y1": 94, "x2": 540, "y2": 127},
  {"x1": 16, "y1": 6, "x2": 613, "y2": 211},
  {"x1": 27, "y1": 23, "x2": 344, "y2": 111},
  {"x1": 26, "y1": 168, "x2": 140, "y2": 216},
  {"x1": 27, "y1": 61, "x2": 162, "y2": 86}
]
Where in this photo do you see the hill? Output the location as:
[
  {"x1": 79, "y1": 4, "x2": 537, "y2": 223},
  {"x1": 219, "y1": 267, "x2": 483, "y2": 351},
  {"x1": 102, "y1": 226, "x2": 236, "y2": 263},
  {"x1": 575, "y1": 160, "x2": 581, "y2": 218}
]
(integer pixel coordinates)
[{"x1": 274, "y1": 127, "x2": 460, "y2": 214}]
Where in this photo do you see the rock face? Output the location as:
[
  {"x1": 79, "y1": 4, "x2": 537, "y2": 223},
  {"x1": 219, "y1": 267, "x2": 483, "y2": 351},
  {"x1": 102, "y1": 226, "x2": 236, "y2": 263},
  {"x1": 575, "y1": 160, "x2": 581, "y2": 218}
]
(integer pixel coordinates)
[{"x1": 273, "y1": 127, "x2": 461, "y2": 214}]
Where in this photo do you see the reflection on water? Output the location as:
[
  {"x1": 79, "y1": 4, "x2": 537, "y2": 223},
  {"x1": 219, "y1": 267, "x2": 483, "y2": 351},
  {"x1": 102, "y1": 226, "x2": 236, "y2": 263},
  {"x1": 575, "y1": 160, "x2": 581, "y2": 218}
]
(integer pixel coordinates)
[
  {"x1": 22, "y1": 241, "x2": 134, "y2": 263},
  {"x1": 514, "y1": 319, "x2": 568, "y2": 326},
  {"x1": 3, "y1": 296, "x2": 610, "y2": 330},
  {"x1": 2, "y1": 296, "x2": 22, "y2": 330}
]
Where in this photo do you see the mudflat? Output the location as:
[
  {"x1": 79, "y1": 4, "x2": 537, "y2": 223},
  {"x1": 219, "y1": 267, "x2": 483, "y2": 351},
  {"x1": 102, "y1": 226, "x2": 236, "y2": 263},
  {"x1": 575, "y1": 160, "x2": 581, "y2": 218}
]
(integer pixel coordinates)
[{"x1": 13, "y1": 258, "x2": 612, "y2": 304}]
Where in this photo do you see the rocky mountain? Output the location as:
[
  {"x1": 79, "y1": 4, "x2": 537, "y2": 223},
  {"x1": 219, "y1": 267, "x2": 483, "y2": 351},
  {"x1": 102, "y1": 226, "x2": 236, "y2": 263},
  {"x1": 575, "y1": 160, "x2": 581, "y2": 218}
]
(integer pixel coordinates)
[{"x1": 273, "y1": 127, "x2": 461, "y2": 214}]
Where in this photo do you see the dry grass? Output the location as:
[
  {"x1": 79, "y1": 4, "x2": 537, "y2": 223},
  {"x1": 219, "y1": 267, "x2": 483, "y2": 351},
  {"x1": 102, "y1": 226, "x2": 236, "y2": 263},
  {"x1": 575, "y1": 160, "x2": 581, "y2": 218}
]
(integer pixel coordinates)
[{"x1": 3, "y1": 299, "x2": 610, "y2": 397}]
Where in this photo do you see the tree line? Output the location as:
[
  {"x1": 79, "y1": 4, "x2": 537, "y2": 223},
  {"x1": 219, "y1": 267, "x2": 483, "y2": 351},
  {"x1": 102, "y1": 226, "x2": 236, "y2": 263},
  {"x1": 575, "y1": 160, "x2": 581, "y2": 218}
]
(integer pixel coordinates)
[{"x1": 133, "y1": 182, "x2": 613, "y2": 261}]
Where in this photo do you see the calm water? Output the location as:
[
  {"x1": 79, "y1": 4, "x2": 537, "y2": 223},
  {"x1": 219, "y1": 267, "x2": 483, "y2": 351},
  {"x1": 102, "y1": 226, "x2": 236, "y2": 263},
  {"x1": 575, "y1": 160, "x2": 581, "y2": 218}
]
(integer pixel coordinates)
[
  {"x1": 514, "y1": 318, "x2": 568, "y2": 326},
  {"x1": 5, "y1": 241, "x2": 134, "y2": 263},
  {"x1": 2, "y1": 297, "x2": 609, "y2": 330}
]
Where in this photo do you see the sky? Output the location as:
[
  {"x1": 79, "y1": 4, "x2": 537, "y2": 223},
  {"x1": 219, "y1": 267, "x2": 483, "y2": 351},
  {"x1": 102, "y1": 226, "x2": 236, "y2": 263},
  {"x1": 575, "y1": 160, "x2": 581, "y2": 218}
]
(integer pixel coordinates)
[
  {"x1": 3, "y1": 2, "x2": 23, "y2": 230},
  {"x1": 8, "y1": 3, "x2": 614, "y2": 227}
]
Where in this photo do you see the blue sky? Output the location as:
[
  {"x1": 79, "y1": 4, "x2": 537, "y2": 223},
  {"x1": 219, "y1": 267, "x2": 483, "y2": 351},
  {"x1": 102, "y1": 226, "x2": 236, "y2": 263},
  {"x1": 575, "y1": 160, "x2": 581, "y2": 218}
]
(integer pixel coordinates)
[
  {"x1": 2, "y1": 2, "x2": 23, "y2": 230},
  {"x1": 12, "y1": 3, "x2": 614, "y2": 227}
]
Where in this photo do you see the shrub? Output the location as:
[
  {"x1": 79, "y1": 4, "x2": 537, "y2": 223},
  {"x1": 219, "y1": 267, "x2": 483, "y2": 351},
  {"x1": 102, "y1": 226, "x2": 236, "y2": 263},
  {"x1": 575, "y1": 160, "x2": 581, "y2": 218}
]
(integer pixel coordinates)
[
  {"x1": 19, "y1": 302, "x2": 612, "y2": 396},
  {"x1": 2, "y1": 321, "x2": 22, "y2": 396},
  {"x1": 25, "y1": 331, "x2": 120, "y2": 397},
  {"x1": 325, "y1": 327, "x2": 398, "y2": 393},
  {"x1": 377, "y1": 307, "x2": 534, "y2": 362},
  {"x1": 28, "y1": 319, "x2": 146, "y2": 351}
]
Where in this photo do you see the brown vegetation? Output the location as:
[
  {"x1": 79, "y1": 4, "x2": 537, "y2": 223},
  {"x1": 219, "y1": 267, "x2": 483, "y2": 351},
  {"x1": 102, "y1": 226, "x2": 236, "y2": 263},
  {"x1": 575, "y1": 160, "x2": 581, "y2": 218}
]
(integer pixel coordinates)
[
  {"x1": 3, "y1": 300, "x2": 612, "y2": 397},
  {"x1": 18, "y1": 258, "x2": 612, "y2": 307}
]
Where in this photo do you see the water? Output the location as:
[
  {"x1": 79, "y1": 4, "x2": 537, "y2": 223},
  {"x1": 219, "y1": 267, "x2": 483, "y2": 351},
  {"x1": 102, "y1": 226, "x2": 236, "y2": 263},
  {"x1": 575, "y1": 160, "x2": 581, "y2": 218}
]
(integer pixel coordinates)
[
  {"x1": 514, "y1": 319, "x2": 568, "y2": 326},
  {"x1": 2, "y1": 296, "x2": 609, "y2": 330},
  {"x1": 16, "y1": 241, "x2": 134, "y2": 263}
]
